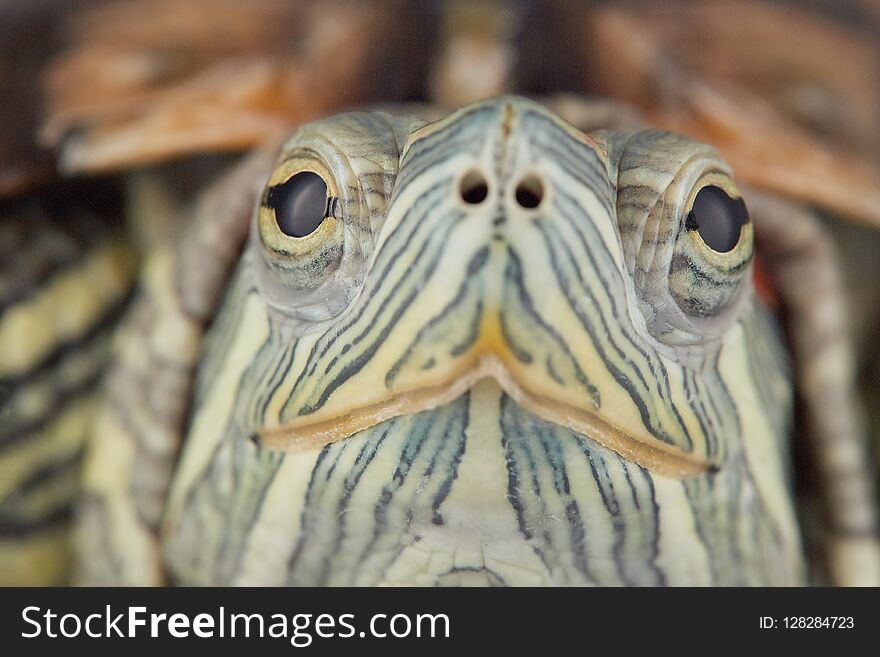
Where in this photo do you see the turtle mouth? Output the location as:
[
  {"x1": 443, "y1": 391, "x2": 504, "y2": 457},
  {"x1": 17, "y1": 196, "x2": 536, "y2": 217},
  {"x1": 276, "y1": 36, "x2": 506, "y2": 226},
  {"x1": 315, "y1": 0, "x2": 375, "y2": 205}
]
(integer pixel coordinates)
[{"x1": 257, "y1": 354, "x2": 712, "y2": 479}]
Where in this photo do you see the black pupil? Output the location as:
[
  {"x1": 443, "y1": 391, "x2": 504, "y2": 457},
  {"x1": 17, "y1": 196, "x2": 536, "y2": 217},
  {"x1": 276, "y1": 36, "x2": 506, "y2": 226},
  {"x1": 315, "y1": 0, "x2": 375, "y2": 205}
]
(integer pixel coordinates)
[
  {"x1": 266, "y1": 171, "x2": 329, "y2": 238},
  {"x1": 686, "y1": 185, "x2": 750, "y2": 252}
]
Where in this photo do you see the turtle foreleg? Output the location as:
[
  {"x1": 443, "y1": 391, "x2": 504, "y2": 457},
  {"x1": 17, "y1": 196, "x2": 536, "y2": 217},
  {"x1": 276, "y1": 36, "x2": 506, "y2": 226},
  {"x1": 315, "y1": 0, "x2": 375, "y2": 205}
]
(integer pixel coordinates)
[{"x1": 746, "y1": 186, "x2": 880, "y2": 586}]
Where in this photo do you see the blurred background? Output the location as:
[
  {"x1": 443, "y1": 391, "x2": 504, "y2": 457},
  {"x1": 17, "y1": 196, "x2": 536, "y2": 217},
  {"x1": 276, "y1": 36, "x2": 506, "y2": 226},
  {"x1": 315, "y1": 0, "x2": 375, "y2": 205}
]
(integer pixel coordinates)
[
  {"x1": 2, "y1": 1, "x2": 878, "y2": 197},
  {"x1": 0, "y1": 0, "x2": 878, "y2": 584}
]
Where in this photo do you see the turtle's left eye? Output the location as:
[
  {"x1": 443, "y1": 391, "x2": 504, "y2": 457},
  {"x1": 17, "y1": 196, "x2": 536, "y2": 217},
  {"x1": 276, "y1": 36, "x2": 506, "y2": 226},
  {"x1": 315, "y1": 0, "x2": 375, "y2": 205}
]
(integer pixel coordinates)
[
  {"x1": 266, "y1": 171, "x2": 333, "y2": 238},
  {"x1": 257, "y1": 161, "x2": 345, "y2": 293},
  {"x1": 686, "y1": 185, "x2": 750, "y2": 253},
  {"x1": 668, "y1": 178, "x2": 754, "y2": 319}
]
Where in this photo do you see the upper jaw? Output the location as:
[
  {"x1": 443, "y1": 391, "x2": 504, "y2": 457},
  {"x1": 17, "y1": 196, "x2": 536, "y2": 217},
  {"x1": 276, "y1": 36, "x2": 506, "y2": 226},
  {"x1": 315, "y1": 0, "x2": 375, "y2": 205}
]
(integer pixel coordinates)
[{"x1": 258, "y1": 350, "x2": 712, "y2": 479}]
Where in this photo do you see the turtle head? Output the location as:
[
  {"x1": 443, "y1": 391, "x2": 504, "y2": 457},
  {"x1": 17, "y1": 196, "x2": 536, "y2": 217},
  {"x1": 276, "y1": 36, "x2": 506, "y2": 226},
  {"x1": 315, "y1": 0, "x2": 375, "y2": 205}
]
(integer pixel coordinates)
[
  {"x1": 243, "y1": 96, "x2": 757, "y2": 476},
  {"x1": 166, "y1": 97, "x2": 800, "y2": 585}
]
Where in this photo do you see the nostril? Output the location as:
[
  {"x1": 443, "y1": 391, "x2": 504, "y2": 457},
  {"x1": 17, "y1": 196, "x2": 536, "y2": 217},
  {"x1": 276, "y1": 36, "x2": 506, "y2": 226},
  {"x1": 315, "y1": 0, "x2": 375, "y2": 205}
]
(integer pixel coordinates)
[
  {"x1": 460, "y1": 169, "x2": 489, "y2": 204},
  {"x1": 515, "y1": 175, "x2": 544, "y2": 209}
]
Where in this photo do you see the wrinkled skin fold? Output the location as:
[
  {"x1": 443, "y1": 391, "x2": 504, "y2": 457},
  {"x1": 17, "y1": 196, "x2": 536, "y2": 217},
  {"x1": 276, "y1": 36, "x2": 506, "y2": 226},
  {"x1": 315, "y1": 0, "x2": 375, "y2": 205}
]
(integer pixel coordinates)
[{"x1": 87, "y1": 97, "x2": 805, "y2": 585}]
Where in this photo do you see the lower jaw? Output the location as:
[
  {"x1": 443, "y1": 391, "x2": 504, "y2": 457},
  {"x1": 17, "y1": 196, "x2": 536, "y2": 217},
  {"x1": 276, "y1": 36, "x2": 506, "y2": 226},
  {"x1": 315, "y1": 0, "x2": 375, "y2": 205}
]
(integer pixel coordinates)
[
  {"x1": 219, "y1": 380, "x2": 655, "y2": 585},
  {"x1": 166, "y1": 379, "x2": 800, "y2": 586}
]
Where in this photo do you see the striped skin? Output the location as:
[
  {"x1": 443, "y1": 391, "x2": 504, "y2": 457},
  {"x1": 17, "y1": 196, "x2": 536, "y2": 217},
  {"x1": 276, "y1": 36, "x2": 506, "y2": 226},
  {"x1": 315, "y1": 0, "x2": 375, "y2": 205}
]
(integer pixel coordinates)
[
  {"x1": 153, "y1": 97, "x2": 803, "y2": 585},
  {"x1": 0, "y1": 201, "x2": 134, "y2": 585}
]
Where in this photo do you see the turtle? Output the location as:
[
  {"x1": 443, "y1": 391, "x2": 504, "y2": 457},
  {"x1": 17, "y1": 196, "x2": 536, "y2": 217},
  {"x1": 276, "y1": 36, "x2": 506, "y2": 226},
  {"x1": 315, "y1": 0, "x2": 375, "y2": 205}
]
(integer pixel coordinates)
[
  {"x1": 2, "y1": 0, "x2": 879, "y2": 586},
  {"x1": 70, "y1": 94, "x2": 875, "y2": 586}
]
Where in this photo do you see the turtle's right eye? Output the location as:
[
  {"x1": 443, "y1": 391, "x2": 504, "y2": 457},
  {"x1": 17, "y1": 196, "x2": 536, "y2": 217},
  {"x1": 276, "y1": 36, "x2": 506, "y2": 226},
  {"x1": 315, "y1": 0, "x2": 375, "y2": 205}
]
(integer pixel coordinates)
[
  {"x1": 668, "y1": 175, "x2": 754, "y2": 320},
  {"x1": 686, "y1": 185, "x2": 750, "y2": 254},
  {"x1": 265, "y1": 171, "x2": 333, "y2": 238}
]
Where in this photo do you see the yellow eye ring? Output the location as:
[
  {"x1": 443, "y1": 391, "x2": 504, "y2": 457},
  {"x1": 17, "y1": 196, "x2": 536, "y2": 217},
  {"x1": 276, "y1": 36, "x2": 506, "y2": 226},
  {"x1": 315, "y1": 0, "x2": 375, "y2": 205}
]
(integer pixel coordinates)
[
  {"x1": 258, "y1": 155, "x2": 341, "y2": 259},
  {"x1": 683, "y1": 173, "x2": 751, "y2": 258},
  {"x1": 666, "y1": 172, "x2": 755, "y2": 321}
]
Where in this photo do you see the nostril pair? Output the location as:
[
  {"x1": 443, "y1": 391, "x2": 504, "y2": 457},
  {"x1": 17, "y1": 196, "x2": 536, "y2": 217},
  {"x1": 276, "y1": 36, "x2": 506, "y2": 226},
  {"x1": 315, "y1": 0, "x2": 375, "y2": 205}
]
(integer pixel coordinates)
[{"x1": 459, "y1": 170, "x2": 544, "y2": 208}]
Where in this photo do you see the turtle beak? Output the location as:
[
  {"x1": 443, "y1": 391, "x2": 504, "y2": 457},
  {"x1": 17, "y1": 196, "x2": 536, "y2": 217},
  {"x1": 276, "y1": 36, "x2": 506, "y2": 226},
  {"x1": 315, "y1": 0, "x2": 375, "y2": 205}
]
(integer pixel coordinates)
[{"x1": 258, "y1": 97, "x2": 713, "y2": 479}]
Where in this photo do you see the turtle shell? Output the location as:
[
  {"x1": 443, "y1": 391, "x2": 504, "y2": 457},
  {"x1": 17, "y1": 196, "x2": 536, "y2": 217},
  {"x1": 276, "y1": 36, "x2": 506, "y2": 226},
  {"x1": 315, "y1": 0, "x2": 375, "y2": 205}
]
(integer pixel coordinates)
[{"x1": 38, "y1": 0, "x2": 434, "y2": 174}]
